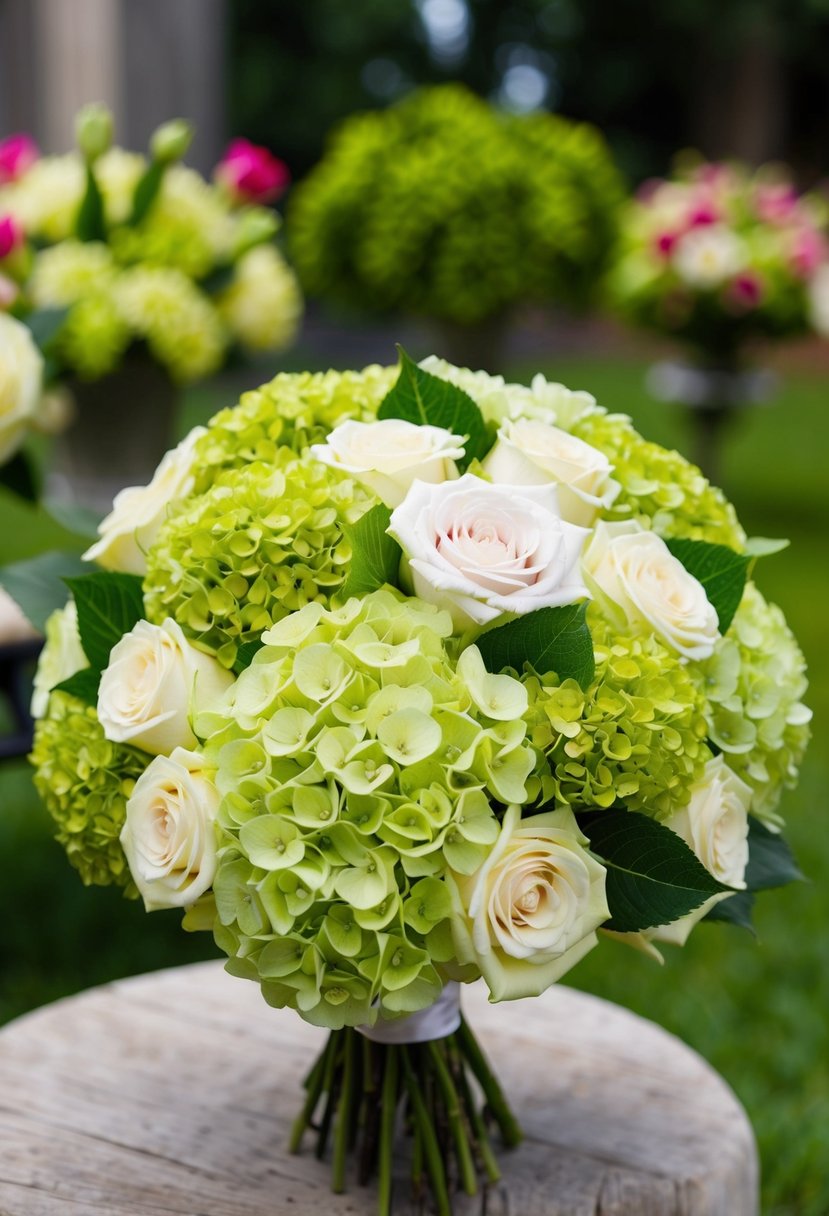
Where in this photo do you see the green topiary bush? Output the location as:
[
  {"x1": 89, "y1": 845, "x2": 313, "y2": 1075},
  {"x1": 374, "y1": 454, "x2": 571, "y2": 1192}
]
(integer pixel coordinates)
[{"x1": 287, "y1": 85, "x2": 623, "y2": 329}]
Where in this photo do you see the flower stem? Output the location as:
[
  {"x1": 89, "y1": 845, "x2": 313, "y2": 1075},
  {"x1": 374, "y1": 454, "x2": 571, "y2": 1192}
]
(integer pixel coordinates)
[
  {"x1": 429, "y1": 1041, "x2": 478, "y2": 1196},
  {"x1": 377, "y1": 1044, "x2": 399, "y2": 1216},
  {"x1": 288, "y1": 1034, "x2": 330, "y2": 1153},
  {"x1": 401, "y1": 1047, "x2": 452, "y2": 1216},
  {"x1": 450, "y1": 1038, "x2": 501, "y2": 1185},
  {"x1": 332, "y1": 1029, "x2": 356, "y2": 1193},
  {"x1": 457, "y1": 1017, "x2": 523, "y2": 1148}
]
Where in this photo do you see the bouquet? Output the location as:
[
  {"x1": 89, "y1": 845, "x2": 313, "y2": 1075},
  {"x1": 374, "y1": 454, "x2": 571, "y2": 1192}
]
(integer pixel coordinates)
[
  {"x1": 26, "y1": 352, "x2": 810, "y2": 1213},
  {"x1": 0, "y1": 108, "x2": 302, "y2": 385},
  {"x1": 288, "y1": 85, "x2": 622, "y2": 330},
  {"x1": 607, "y1": 157, "x2": 829, "y2": 362}
]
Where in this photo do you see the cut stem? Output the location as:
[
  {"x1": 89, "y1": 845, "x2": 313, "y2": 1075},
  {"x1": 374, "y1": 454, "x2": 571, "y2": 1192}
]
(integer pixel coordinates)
[
  {"x1": 289, "y1": 1034, "x2": 331, "y2": 1153},
  {"x1": 429, "y1": 1041, "x2": 478, "y2": 1196},
  {"x1": 401, "y1": 1047, "x2": 452, "y2": 1216},
  {"x1": 332, "y1": 1029, "x2": 356, "y2": 1193},
  {"x1": 457, "y1": 1017, "x2": 523, "y2": 1148},
  {"x1": 377, "y1": 1045, "x2": 399, "y2": 1216}
]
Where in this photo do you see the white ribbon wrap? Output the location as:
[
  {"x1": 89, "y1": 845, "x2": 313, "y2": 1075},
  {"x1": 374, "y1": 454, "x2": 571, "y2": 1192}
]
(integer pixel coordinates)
[{"x1": 357, "y1": 982, "x2": 461, "y2": 1045}]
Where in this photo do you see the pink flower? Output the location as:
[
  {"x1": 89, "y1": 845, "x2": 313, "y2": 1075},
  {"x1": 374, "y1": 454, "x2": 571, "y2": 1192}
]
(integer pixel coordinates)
[
  {"x1": 0, "y1": 133, "x2": 38, "y2": 183},
  {"x1": 754, "y1": 183, "x2": 799, "y2": 225},
  {"x1": 654, "y1": 230, "x2": 678, "y2": 258},
  {"x1": 724, "y1": 272, "x2": 763, "y2": 313},
  {"x1": 215, "y1": 138, "x2": 290, "y2": 204},
  {"x1": 0, "y1": 214, "x2": 23, "y2": 259},
  {"x1": 687, "y1": 199, "x2": 719, "y2": 227},
  {"x1": 790, "y1": 226, "x2": 827, "y2": 279}
]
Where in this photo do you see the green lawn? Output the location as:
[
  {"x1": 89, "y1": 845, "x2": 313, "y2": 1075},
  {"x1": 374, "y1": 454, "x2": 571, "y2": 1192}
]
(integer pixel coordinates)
[{"x1": 0, "y1": 353, "x2": 826, "y2": 1215}]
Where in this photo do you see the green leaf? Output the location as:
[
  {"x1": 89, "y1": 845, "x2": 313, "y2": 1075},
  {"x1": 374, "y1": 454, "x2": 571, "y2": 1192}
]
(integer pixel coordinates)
[
  {"x1": 128, "y1": 159, "x2": 165, "y2": 226},
  {"x1": 475, "y1": 602, "x2": 594, "y2": 690},
  {"x1": 704, "y1": 890, "x2": 755, "y2": 932},
  {"x1": 75, "y1": 164, "x2": 107, "y2": 242},
  {"x1": 233, "y1": 639, "x2": 264, "y2": 674},
  {"x1": 744, "y1": 536, "x2": 790, "y2": 558},
  {"x1": 22, "y1": 307, "x2": 69, "y2": 354},
  {"x1": 744, "y1": 817, "x2": 804, "y2": 891},
  {"x1": 0, "y1": 551, "x2": 88, "y2": 632},
  {"x1": 0, "y1": 451, "x2": 40, "y2": 503},
  {"x1": 580, "y1": 809, "x2": 730, "y2": 933},
  {"x1": 665, "y1": 538, "x2": 751, "y2": 633},
  {"x1": 377, "y1": 345, "x2": 487, "y2": 469},
  {"x1": 199, "y1": 263, "x2": 236, "y2": 295},
  {"x1": 53, "y1": 667, "x2": 100, "y2": 707},
  {"x1": 339, "y1": 504, "x2": 401, "y2": 600},
  {"x1": 64, "y1": 572, "x2": 145, "y2": 672}
]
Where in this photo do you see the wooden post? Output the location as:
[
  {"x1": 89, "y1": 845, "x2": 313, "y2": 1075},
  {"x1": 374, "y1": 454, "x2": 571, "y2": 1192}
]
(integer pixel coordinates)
[{"x1": 0, "y1": 961, "x2": 759, "y2": 1214}]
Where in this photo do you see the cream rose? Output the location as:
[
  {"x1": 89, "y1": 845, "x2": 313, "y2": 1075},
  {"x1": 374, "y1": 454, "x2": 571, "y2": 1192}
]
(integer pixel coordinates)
[
  {"x1": 448, "y1": 804, "x2": 609, "y2": 1001},
  {"x1": 388, "y1": 473, "x2": 589, "y2": 631},
  {"x1": 484, "y1": 418, "x2": 620, "y2": 527},
  {"x1": 650, "y1": 755, "x2": 751, "y2": 946},
  {"x1": 583, "y1": 521, "x2": 719, "y2": 660},
  {"x1": 120, "y1": 747, "x2": 220, "y2": 910},
  {"x1": 0, "y1": 312, "x2": 44, "y2": 463},
  {"x1": 97, "y1": 618, "x2": 234, "y2": 755},
  {"x1": 30, "y1": 601, "x2": 86, "y2": 717},
  {"x1": 310, "y1": 418, "x2": 465, "y2": 508},
  {"x1": 672, "y1": 224, "x2": 746, "y2": 288},
  {"x1": 83, "y1": 425, "x2": 206, "y2": 575}
]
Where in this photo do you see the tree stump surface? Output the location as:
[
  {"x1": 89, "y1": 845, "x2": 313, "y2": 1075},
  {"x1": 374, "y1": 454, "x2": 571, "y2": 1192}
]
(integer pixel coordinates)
[{"x1": 0, "y1": 960, "x2": 758, "y2": 1215}]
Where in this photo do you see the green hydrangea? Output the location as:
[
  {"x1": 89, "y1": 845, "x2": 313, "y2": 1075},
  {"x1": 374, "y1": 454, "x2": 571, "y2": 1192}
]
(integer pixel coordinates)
[
  {"x1": 204, "y1": 590, "x2": 534, "y2": 1027},
  {"x1": 113, "y1": 266, "x2": 227, "y2": 383},
  {"x1": 59, "y1": 292, "x2": 132, "y2": 379},
  {"x1": 698, "y1": 583, "x2": 811, "y2": 824},
  {"x1": 526, "y1": 606, "x2": 710, "y2": 818},
  {"x1": 191, "y1": 365, "x2": 396, "y2": 495},
  {"x1": 30, "y1": 692, "x2": 145, "y2": 892},
  {"x1": 288, "y1": 84, "x2": 622, "y2": 325},
  {"x1": 143, "y1": 454, "x2": 375, "y2": 668}
]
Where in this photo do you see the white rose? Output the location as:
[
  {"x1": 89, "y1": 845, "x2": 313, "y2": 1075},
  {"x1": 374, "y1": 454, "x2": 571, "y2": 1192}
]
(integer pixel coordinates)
[
  {"x1": 583, "y1": 521, "x2": 719, "y2": 660},
  {"x1": 525, "y1": 375, "x2": 602, "y2": 429},
  {"x1": 83, "y1": 426, "x2": 206, "y2": 575},
  {"x1": 120, "y1": 747, "x2": 220, "y2": 910},
  {"x1": 447, "y1": 804, "x2": 609, "y2": 1001},
  {"x1": 672, "y1": 224, "x2": 746, "y2": 288},
  {"x1": 484, "y1": 418, "x2": 620, "y2": 527},
  {"x1": 0, "y1": 312, "x2": 44, "y2": 463},
  {"x1": 388, "y1": 473, "x2": 589, "y2": 631},
  {"x1": 650, "y1": 755, "x2": 752, "y2": 946},
  {"x1": 808, "y1": 264, "x2": 829, "y2": 336},
  {"x1": 30, "y1": 601, "x2": 86, "y2": 717},
  {"x1": 97, "y1": 617, "x2": 234, "y2": 755},
  {"x1": 310, "y1": 418, "x2": 465, "y2": 508}
]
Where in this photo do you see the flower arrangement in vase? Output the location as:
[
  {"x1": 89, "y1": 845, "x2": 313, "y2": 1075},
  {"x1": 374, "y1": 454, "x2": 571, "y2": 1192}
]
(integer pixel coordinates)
[{"x1": 21, "y1": 351, "x2": 809, "y2": 1214}]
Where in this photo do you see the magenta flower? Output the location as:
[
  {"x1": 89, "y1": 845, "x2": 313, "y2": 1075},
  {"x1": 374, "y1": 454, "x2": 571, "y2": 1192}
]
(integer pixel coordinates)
[
  {"x1": 754, "y1": 183, "x2": 799, "y2": 225},
  {"x1": 0, "y1": 214, "x2": 23, "y2": 259},
  {"x1": 0, "y1": 133, "x2": 39, "y2": 184},
  {"x1": 724, "y1": 272, "x2": 764, "y2": 313},
  {"x1": 654, "y1": 230, "x2": 678, "y2": 258},
  {"x1": 790, "y1": 226, "x2": 827, "y2": 278},
  {"x1": 215, "y1": 138, "x2": 290, "y2": 204}
]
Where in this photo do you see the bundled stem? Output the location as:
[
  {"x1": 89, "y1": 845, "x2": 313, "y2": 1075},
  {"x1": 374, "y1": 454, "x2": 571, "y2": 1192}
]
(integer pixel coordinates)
[{"x1": 290, "y1": 1021, "x2": 520, "y2": 1214}]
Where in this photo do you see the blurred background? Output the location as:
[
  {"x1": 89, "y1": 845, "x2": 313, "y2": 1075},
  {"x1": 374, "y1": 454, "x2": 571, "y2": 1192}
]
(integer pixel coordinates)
[{"x1": 1, "y1": 4, "x2": 827, "y2": 1214}]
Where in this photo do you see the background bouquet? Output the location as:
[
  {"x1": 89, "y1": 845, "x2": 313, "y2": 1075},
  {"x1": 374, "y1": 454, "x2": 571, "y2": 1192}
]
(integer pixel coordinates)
[
  {"x1": 25, "y1": 351, "x2": 809, "y2": 1212},
  {"x1": 0, "y1": 109, "x2": 302, "y2": 386},
  {"x1": 607, "y1": 157, "x2": 829, "y2": 362}
]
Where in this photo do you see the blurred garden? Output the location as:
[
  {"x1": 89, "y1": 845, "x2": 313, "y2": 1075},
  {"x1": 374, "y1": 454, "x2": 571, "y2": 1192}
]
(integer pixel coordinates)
[{"x1": 1, "y1": 2, "x2": 828, "y2": 1214}]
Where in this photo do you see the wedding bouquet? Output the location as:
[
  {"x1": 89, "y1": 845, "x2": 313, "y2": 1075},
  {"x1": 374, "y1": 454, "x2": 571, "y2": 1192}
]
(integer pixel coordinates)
[
  {"x1": 26, "y1": 352, "x2": 809, "y2": 1213},
  {"x1": 0, "y1": 108, "x2": 302, "y2": 384},
  {"x1": 608, "y1": 157, "x2": 829, "y2": 361}
]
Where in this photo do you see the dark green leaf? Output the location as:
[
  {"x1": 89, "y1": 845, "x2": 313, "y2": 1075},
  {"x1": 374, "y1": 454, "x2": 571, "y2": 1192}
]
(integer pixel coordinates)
[
  {"x1": 0, "y1": 451, "x2": 40, "y2": 502},
  {"x1": 0, "y1": 551, "x2": 88, "y2": 632},
  {"x1": 75, "y1": 164, "x2": 107, "y2": 242},
  {"x1": 704, "y1": 890, "x2": 755, "y2": 932},
  {"x1": 199, "y1": 263, "x2": 236, "y2": 295},
  {"x1": 129, "y1": 159, "x2": 165, "y2": 226},
  {"x1": 580, "y1": 809, "x2": 730, "y2": 933},
  {"x1": 377, "y1": 345, "x2": 487, "y2": 469},
  {"x1": 665, "y1": 538, "x2": 750, "y2": 633},
  {"x1": 476, "y1": 602, "x2": 594, "y2": 690},
  {"x1": 64, "y1": 572, "x2": 145, "y2": 672},
  {"x1": 339, "y1": 504, "x2": 401, "y2": 600},
  {"x1": 53, "y1": 667, "x2": 100, "y2": 707},
  {"x1": 22, "y1": 307, "x2": 69, "y2": 353},
  {"x1": 233, "y1": 639, "x2": 264, "y2": 674},
  {"x1": 744, "y1": 817, "x2": 804, "y2": 891}
]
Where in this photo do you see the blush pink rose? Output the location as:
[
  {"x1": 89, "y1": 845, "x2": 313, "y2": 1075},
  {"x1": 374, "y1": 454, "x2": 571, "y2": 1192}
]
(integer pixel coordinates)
[
  {"x1": 754, "y1": 183, "x2": 799, "y2": 225},
  {"x1": 215, "y1": 138, "x2": 290, "y2": 204},
  {"x1": 0, "y1": 133, "x2": 38, "y2": 183},
  {"x1": 790, "y1": 226, "x2": 827, "y2": 279},
  {"x1": 0, "y1": 215, "x2": 23, "y2": 259}
]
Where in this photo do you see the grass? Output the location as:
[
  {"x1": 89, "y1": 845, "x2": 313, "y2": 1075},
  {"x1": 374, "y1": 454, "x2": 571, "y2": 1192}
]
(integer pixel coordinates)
[{"x1": 0, "y1": 352, "x2": 826, "y2": 1214}]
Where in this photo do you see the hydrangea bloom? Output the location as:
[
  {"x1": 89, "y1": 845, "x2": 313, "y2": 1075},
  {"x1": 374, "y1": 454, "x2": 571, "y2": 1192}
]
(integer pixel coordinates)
[{"x1": 204, "y1": 590, "x2": 534, "y2": 1026}]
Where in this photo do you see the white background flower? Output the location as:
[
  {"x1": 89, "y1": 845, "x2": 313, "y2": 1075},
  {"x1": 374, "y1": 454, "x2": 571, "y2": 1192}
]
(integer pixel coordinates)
[
  {"x1": 30, "y1": 601, "x2": 86, "y2": 717},
  {"x1": 97, "y1": 617, "x2": 233, "y2": 755},
  {"x1": 651, "y1": 755, "x2": 752, "y2": 946},
  {"x1": 672, "y1": 224, "x2": 747, "y2": 288},
  {"x1": 0, "y1": 312, "x2": 43, "y2": 464},
  {"x1": 448, "y1": 804, "x2": 609, "y2": 1000},
  {"x1": 583, "y1": 521, "x2": 719, "y2": 659},
  {"x1": 120, "y1": 747, "x2": 220, "y2": 910},
  {"x1": 310, "y1": 418, "x2": 465, "y2": 508},
  {"x1": 83, "y1": 426, "x2": 206, "y2": 575},
  {"x1": 388, "y1": 474, "x2": 589, "y2": 631},
  {"x1": 484, "y1": 417, "x2": 619, "y2": 526}
]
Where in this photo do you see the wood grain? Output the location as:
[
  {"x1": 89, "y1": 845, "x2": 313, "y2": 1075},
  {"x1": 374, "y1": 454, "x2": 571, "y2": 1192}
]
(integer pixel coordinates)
[{"x1": 0, "y1": 962, "x2": 758, "y2": 1215}]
